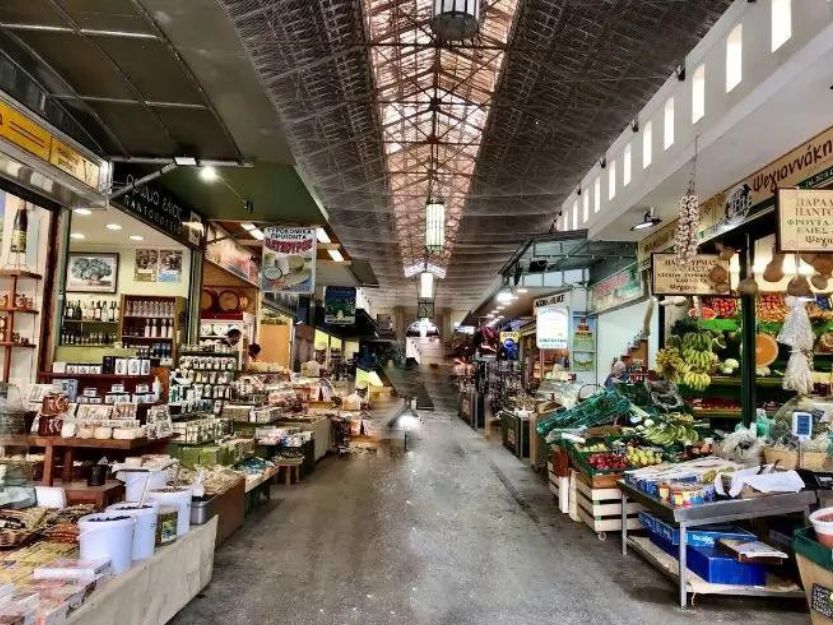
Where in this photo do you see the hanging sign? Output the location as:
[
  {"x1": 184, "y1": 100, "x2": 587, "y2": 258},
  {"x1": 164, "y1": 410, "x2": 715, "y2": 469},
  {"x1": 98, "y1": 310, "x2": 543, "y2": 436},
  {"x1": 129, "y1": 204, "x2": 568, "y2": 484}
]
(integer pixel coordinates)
[
  {"x1": 536, "y1": 306, "x2": 569, "y2": 349},
  {"x1": 499, "y1": 331, "x2": 519, "y2": 347},
  {"x1": 324, "y1": 286, "x2": 356, "y2": 325},
  {"x1": 651, "y1": 253, "x2": 722, "y2": 296},
  {"x1": 112, "y1": 165, "x2": 204, "y2": 248},
  {"x1": 590, "y1": 264, "x2": 644, "y2": 313},
  {"x1": 533, "y1": 291, "x2": 568, "y2": 310},
  {"x1": 261, "y1": 227, "x2": 316, "y2": 294},
  {"x1": 0, "y1": 99, "x2": 103, "y2": 190},
  {"x1": 205, "y1": 224, "x2": 259, "y2": 284},
  {"x1": 776, "y1": 188, "x2": 833, "y2": 251}
]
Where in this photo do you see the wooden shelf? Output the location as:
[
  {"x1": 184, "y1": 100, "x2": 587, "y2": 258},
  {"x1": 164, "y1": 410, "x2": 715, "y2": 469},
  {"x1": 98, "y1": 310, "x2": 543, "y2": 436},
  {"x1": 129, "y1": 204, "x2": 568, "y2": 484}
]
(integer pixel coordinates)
[
  {"x1": 0, "y1": 435, "x2": 171, "y2": 450},
  {"x1": 63, "y1": 318, "x2": 118, "y2": 324},
  {"x1": 58, "y1": 343, "x2": 114, "y2": 348},
  {"x1": 40, "y1": 372, "x2": 153, "y2": 380},
  {"x1": 0, "y1": 308, "x2": 38, "y2": 314},
  {"x1": 122, "y1": 335, "x2": 172, "y2": 342},
  {"x1": 0, "y1": 270, "x2": 41, "y2": 280},
  {"x1": 0, "y1": 342, "x2": 35, "y2": 348},
  {"x1": 122, "y1": 315, "x2": 175, "y2": 320}
]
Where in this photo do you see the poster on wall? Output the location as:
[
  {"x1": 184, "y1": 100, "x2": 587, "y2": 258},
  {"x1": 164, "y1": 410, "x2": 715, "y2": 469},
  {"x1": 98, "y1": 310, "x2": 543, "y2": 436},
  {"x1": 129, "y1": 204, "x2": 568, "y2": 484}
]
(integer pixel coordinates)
[
  {"x1": 590, "y1": 265, "x2": 644, "y2": 313},
  {"x1": 651, "y1": 253, "x2": 722, "y2": 296},
  {"x1": 324, "y1": 286, "x2": 356, "y2": 325},
  {"x1": 134, "y1": 249, "x2": 158, "y2": 282},
  {"x1": 777, "y1": 188, "x2": 833, "y2": 251},
  {"x1": 158, "y1": 250, "x2": 183, "y2": 283},
  {"x1": 261, "y1": 227, "x2": 316, "y2": 294},
  {"x1": 66, "y1": 253, "x2": 118, "y2": 293},
  {"x1": 571, "y1": 314, "x2": 596, "y2": 372},
  {"x1": 536, "y1": 305, "x2": 569, "y2": 349},
  {"x1": 500, "y1": 331, "x2": 519, "y2": 360}
]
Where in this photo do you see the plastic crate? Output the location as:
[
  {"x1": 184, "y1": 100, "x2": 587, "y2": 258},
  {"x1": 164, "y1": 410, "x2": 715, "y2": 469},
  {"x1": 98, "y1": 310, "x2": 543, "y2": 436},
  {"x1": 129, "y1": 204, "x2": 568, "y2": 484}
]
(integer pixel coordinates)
[
  {"x1": 638, "y1": 511, "x2": 757, "y2": 547},
  {"x1": 795, "y1": 527, "x2": 833, "y2": 573},
  {"x1": 649, "y1": 531, "x2": 766, "y2": 585}
]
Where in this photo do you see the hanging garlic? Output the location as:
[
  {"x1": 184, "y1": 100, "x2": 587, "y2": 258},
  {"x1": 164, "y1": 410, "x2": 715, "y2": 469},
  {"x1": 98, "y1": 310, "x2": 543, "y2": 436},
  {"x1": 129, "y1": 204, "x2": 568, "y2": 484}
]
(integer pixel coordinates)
[{"x1": 675, "y1": 192, "x2": 700, "y2": 265}]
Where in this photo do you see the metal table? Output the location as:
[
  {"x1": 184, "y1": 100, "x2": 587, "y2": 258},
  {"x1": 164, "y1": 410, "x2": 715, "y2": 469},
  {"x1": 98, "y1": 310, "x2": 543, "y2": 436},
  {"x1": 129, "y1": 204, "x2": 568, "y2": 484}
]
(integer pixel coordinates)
[{"x1": 619, "y1": 480, "x2": 816, "y2": 608}]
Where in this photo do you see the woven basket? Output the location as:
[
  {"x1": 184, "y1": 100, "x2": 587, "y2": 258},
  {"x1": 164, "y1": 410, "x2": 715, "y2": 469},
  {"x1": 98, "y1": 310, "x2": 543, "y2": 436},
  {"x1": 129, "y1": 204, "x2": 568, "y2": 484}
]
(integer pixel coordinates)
[
  {"x1": 764, "y1": 446, "x2": 798, "y2": 469},
  {"x1": 800, "y1": 451, "x2": 831, "y2": 471}
]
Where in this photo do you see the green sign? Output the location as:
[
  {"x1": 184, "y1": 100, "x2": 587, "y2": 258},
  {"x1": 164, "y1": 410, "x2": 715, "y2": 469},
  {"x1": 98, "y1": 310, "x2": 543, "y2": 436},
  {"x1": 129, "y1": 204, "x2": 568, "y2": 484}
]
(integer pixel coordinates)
[{"x1": 590, "y1": 264, "x2": 644, "y2": 313}]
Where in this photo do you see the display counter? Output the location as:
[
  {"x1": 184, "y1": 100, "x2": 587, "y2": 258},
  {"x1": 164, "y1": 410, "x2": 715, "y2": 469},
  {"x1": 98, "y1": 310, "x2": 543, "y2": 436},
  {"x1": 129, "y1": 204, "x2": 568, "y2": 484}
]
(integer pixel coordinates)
[
  {"x1": 66, "y1": 516, "x2": 217, "y2": 625},
  {"x1": 279, "y1": 416, "x2": 332, "y2": 461}
]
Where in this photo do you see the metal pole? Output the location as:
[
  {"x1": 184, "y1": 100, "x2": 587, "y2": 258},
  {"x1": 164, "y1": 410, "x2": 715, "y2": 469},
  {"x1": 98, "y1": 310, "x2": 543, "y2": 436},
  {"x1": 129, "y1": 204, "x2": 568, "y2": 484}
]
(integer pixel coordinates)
[
  {"x1": 740, "y1": 234, "x2": 756, "y2": 427},
  {"x1": 108, "y1": 163, "x2": 177, "y2": 200}
]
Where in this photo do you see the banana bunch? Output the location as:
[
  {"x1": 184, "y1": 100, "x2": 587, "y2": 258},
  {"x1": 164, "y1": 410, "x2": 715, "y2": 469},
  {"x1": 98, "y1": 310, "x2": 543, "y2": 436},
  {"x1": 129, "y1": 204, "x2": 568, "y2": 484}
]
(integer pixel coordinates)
[
  {"x1": 681, "y1": 348, "x2": 718, "y2": 371},
  {"x1": 682, "y1": 370, "x2": 711, "y2": 391},
  {"x1": 642, "y1": 419, "x2": 699, "y2": 447},
  {"x1": 656, "y1": 347, "x2": 686, "y2": 382},
  {"x1": 681, "y1": 331, "x2": 714, "y2": 351}
]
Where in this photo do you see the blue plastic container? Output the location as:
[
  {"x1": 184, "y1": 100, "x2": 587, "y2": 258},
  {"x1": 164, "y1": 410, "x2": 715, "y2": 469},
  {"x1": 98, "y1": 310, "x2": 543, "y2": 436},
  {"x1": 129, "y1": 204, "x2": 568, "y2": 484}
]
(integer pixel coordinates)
[
  {"x1": 648, "y1": 532, "x2": 767, "y2": 585},
  {"x1": 638, "y1": 512, "x2": 757, "y2": 547}
]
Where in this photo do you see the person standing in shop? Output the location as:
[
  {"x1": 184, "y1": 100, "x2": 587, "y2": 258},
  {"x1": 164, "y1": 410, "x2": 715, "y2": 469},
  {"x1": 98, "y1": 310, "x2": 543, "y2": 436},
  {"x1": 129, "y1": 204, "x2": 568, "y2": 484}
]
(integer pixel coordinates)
[
  {"x1": 224, "y1": 328, "x2": 242, "y2": 348},
  {"x1": 248, "y1": 343, "x2": 262, "y2": 363},
  {"x1": 604, "y1": 360, "x2": 629, "y2": 389}
]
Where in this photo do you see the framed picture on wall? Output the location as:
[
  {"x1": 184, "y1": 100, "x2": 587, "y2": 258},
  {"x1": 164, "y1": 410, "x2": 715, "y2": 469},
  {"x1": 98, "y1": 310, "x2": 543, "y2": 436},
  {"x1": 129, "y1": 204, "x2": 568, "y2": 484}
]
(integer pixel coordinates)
[{"x1": 66, "y1": 253, "x2": 119, "y2": 293}]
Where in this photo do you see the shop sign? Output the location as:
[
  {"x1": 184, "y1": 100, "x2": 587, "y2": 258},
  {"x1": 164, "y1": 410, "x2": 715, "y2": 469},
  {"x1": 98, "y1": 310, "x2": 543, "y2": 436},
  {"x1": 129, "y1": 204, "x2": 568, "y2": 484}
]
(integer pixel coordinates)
[
  {"x1": 206, "y1": 223, "x2": 259, "y2": 284},
  {"x1": 536, "y1": 305, "x2": 569, "y2": 349},
  {"x1": 651, "y1": 253, "x2": 722, "y2": 296},
  {"x1": 0, "y1": 99, "x2": 102, "y2": 190},
  {"x1": 261, "y1": 227, "x2": 316, "y2": 294},
  {"x1": 533, "y1": 291, "x2": 568, "y2": 310},
  {"x1": 499, "y1": 331, "x2": 519, "y2": 346},
  {"x1": 590, "y1": 264, "x2": 644, "y2": 313},
  {"x1": 776, "y1": 188, "x2": 833, "y2": 251},
  {"x1": 112, "y1": 166, "x2": 204, "y2": 248},
  {"x1": 324, "y1": 286, "x2": 356, "y2": 325},
  {"x1": 637, "y1": 123, "x2": 833, "y2": 267}
]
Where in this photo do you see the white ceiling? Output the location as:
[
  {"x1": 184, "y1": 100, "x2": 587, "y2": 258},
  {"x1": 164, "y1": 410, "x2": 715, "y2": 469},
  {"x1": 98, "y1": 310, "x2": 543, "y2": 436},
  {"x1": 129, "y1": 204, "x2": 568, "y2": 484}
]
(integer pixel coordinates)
[{"x1": 69, "y1": 205, "x2": 185, "y2": 249}]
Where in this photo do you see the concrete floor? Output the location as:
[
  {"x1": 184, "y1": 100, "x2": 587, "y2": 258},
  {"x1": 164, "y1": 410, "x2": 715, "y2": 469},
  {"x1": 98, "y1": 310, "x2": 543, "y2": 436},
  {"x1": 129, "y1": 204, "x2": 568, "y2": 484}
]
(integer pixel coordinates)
[{"x1": 172, "y1": 368, "x2": 809, "y2": 625}]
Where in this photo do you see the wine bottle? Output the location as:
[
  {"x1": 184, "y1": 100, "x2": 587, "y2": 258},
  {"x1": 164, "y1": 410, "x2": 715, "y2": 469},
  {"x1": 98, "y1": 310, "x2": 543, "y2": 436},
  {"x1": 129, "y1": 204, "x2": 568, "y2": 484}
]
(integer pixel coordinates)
[
  {"x1": 65, "y1": 301, "x2": 72, "y2": 320},
  {"x1": 10, "y1": 206, "x2": 27, "y2": 254}
]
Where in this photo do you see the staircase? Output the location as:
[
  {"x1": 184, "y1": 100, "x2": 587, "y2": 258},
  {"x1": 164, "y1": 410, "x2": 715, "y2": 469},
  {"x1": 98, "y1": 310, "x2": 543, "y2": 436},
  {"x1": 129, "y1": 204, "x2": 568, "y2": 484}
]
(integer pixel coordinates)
[{"x1": 382, "y1": 365, "x2": 435, "y2": 411}]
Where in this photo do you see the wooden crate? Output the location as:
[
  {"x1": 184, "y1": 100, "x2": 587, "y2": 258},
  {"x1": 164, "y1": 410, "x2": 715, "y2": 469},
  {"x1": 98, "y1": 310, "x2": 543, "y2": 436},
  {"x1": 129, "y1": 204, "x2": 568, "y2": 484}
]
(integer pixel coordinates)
[{"x1": 574, "y1": 475, "x2": 643, "y2": 535}]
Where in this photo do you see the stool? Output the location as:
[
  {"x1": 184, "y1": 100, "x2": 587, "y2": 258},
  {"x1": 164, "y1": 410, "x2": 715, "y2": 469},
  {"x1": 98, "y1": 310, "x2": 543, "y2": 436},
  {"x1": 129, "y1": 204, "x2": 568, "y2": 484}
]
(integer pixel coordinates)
[{"x1": 276, "y1": 462, "x2": 302, "y2": 485}]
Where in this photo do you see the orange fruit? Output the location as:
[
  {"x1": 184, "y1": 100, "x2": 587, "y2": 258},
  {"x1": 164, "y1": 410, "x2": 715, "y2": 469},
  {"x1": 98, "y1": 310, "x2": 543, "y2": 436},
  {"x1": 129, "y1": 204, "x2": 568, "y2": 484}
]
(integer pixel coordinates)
[{"x1": 755, "y1": 333, "x2": 778, "y2": 366}]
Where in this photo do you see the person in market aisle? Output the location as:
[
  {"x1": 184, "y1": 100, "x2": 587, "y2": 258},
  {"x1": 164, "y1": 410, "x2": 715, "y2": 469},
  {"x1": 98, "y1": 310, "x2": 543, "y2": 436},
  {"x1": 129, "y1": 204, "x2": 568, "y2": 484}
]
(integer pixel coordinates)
[
  {"x1": 224, "y1": 328, "x2": 242, "y2": 348},
  {"x1": 248, "y1": 343, "x2": 262, "y2": 363},
  {"x1": 604, "y1": 360, "x2": 628, "y2": 389}
]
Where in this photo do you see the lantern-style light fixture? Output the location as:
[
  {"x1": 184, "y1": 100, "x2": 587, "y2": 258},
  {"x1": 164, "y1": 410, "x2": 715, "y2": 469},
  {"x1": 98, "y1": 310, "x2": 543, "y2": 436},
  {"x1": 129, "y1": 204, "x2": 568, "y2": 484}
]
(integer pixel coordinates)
[
  {"x1": 431, "y1": 0, "x2": 480, "y2": 41},
  {"x1": 425, "y1": 197, "x2": 446, "y2": 253},
  {"x1": 419, "y1": 271, "x2": 435, "y2": 300}
]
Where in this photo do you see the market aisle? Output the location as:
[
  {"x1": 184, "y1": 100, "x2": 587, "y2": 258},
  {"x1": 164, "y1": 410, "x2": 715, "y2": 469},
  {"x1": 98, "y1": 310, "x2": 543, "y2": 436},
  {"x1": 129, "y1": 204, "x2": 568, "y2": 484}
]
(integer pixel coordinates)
[{"x1": 171, "y1": 366, "x2": 807, "y2": 625}]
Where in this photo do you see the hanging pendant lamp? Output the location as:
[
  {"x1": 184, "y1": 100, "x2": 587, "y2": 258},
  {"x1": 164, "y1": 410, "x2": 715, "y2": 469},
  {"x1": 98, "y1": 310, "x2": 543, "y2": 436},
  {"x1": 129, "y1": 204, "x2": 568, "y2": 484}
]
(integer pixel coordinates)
[
  {"x1": 425, "y1": 197, "x2": 446, "y2": 253},
  {"x1": 430, "y1": 0, "x2": 481, "y2": 41}
]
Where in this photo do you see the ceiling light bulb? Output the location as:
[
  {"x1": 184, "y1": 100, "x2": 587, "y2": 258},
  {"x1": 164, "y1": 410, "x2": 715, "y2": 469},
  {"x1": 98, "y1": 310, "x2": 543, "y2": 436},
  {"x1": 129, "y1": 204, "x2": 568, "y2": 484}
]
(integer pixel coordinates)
[
  {"x1": 129, "y1": 235, "x2": 144, "y2": 241},
  {"x1": 316, "y1": 227, "x2": 331, "y2": 244},
  {"x1": 70, "y1": 233, "x2": 85, "y2": 240},
  {"x1": 199, "y1": 166, "x2": 219, "y2": 182},
  {"x1": 631, "y1": 207, "x2": 661, "y2": 231},
  {"x1": 174, "y1": 156, "x2": 198, "y2": 166},
  {"x1": 73, "y1": 208, "x2": 92, "y2": 216},
  {"x1": 106, "y1": 223, "x2": 122, "y2": 231}
]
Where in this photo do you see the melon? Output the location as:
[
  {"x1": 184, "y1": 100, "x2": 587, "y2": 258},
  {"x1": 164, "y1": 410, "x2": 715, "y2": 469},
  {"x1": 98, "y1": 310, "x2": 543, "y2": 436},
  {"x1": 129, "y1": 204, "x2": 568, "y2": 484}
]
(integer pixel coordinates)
[
  {"x1": 687, "y1": 307, "x2": 717, "y2": 319},
  {"x1": 755, "y1": 333, "x2": 779, "y2": 367}
]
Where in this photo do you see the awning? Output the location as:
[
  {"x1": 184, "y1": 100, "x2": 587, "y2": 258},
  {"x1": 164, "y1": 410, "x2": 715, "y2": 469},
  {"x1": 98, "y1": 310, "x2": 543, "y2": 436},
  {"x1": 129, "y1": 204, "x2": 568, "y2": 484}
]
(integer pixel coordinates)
[{"x1": 314, "y1": 308, "x2": 380, "y2": 340}]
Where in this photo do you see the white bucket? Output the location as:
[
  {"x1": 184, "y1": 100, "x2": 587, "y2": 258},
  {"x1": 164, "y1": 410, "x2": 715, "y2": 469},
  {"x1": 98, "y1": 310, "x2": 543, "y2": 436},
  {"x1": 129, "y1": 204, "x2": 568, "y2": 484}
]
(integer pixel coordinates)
[
  {"x1": 116, "y1": 470, "x2": 168, "y2": 502},
  {"x1": 106, "y1": 502, "x2": 158, "y2": 561},
  {"x1": 78, "y1": 513, "x2": 136, "y2": 575},
  {"x1": 147, "y1": 487, "x2": 192, "y2": 536},
  {"x1": 810, "y1": 507, "x2": 833, "y2": 548}
]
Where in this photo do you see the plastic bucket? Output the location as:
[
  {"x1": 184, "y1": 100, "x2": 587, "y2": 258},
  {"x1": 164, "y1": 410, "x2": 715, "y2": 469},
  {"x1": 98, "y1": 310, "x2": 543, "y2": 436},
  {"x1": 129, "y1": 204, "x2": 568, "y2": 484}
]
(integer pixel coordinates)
[
  {"x1": 78, "y1": 513, "x2": 136, "y2": 574},
  {"x1": 116, "y1": 470, "x2": 168, "y2": 502},
  {"x1": 106, "y1": 502, "x2": 158, "y2": 560},
  {"x1": 809, "y1": 508, "x2": 833, "y2": 548},
  {"x1": 147, "y1": 487, "x2": 192, "y2": 536}
]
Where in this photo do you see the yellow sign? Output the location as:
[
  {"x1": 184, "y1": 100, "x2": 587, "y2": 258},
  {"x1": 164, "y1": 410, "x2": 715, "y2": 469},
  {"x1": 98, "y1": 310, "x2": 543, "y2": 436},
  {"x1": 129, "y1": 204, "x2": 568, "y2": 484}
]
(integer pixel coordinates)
[
  {"x1": 499, "y1": 331, "x2": 520, "y2": 345},
  {"x1": 0, "y1": 100, "x2": 51, "y2": 160},
  {"x1": 651, "y1": 253, "x2": 723, "y2": 296},
  {"x1": 0, "y1": 99, "x2": 101, "y2": 189},
  {"x1": 49, "y1": 139, "x2": 101, "y2": 189},
  {"x1": 777, "y1": 188, "x2": 833, "y2": 251}
]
